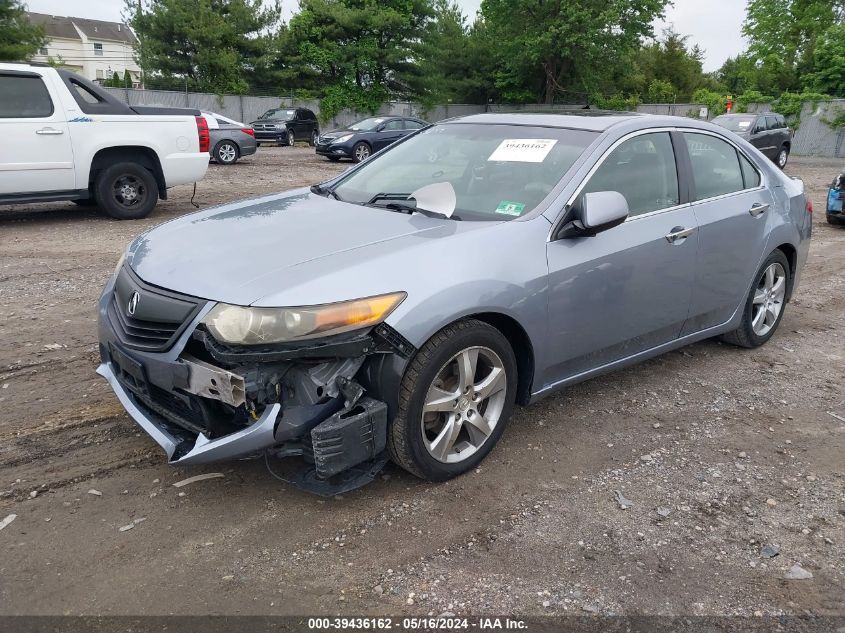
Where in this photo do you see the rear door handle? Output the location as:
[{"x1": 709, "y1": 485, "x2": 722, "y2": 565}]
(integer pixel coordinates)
[
  {"x1": 665, "y1": 226, "x2": 695, "y2": 243},
  {"x1": 36, "y1": 127, "x2": 64, "y2": 135},
  {"x1": 749, "y1": 203, "x2": 770, "y2": 216}
]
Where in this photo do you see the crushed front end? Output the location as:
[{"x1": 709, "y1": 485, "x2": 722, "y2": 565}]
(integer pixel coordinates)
[{"x1": 97, "y1": 263, "x2": 413, "y2": 490}]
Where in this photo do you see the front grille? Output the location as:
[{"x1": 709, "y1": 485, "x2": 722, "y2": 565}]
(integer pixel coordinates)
[
  {"x1": 108, "y1": 298, "x2": 181, "y2": 349},
  {"x1": 108, "y1": 264, "x2": 204, "y2": 352}
]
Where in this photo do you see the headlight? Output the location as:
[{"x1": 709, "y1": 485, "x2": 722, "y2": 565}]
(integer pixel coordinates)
[
  {"x1": 202, "y1": 292, "x2": 407, "y2": 345},
  {"x1": 333, "y1": 134, "x2": 353, "y2": 143}
]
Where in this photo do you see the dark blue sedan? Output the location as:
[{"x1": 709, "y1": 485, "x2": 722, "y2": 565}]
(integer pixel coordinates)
[{"x1": 316, "y1": 116, "x2": 428, "y2": 162}]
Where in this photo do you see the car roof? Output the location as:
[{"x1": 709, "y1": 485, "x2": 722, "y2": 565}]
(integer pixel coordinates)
[{"x1": 444, "y1": 111, "x2": 645, "y2": 132}]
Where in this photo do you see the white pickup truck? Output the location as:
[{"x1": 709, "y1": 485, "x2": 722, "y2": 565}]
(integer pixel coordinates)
[{"x1": 0, "y1": 63, "x2": 209, "y2": 219}]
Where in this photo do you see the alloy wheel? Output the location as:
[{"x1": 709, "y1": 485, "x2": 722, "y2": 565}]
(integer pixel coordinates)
[
  {"x1": 420, "y1": 346, "x2": 507, "y2": 464},
  {"x1": 354, "y1": 144, "x2": 370, "y2": 161},
  {"x1": 751, "y1": 262, "x2": 786, "y2": 336},
  {"x1": 778, "y1": 149, "x2": 788, "y2": 168},
  {"x1": 112, "y1": 174, "x2": 146, "y2": 209},
  {"x1": 218, "y1": 143, "x2": 237, "y2": 164}
]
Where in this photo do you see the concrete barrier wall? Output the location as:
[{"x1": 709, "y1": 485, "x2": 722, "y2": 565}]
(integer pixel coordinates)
[{"x1": 102, "y1": 87, "x2": 844, "y2": 157}]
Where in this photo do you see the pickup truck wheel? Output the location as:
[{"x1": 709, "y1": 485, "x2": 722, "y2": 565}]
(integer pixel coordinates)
[
  {"x1": 214, "y1": 140, "x2": 239, "y2": 165},
  {"x1": 95, "y1": 162, "x2": 158, "y2": 220},
  {"x1": 387, "y1": 319, "x2": 517, "y2": 481}
]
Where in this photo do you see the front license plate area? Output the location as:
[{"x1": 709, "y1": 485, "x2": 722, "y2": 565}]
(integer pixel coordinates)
[{"x1": 109, "y1": 343, "x2": 150, "y2": 397}]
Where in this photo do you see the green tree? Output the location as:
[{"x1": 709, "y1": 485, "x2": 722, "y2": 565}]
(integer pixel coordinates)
[
  {"x1": 807, "y1": 23, "x2": 845, "y2": 95},
  {"x1": 416, "y1": 0, "x2": 495, "y2": 105},
  {"x1": 646, "y1": 78, "x2": 676, "y2": 103},
  {"x1": 743, "y1": 0, "x2": 845, "y2": 91},
  {"x1": 479, "y1": 0, "x2": 670, "y2": 104},
  {"x1": 285, "y1": 0, "x2": 434, "y2": 120},
  {"x1": 633, "y1": 28, "x2": 706, "y2": 101},
  {"x1": 128, "y1": 0, "x2": 281, "y2": 94},
  {"x1": 0, "y1": 0, "x2": 47, "y2": 61}
]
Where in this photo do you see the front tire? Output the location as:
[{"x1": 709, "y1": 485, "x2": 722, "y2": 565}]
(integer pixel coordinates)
[
  {"x1": 387, "y1": 319, "x2": 517, "y2": 481},
  {"x1": 94, "y1": 162, "x2": 158, "y2": 220},
  {"x1": 721, "y1": 250, "x2": 790, "y2": 348},
  {"x1": 352, "y1": 141, "x2": 371, "y2": 163},
  {"x1": 214, "y1": 140, "x2": 239, "y2": 165}
]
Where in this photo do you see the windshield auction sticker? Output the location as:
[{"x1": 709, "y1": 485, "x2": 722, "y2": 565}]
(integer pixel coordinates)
[{"x1": 488, "y1": 138, "x2": 558, "y2": 162}]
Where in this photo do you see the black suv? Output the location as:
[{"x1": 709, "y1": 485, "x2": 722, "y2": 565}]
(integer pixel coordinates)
[
  {"x1": 250, "y1": 107, "x2": 319, "y2": 147},
  {"x1": 711, "y1": 112, "x2": 792, "y2": 169}
]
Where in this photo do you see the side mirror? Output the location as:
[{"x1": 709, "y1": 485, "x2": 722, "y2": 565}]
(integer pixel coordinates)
[{"x1": 556, "y1": 191, "x2": 629, "y2": 239}]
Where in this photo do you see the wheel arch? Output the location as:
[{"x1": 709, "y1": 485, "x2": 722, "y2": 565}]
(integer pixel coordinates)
[
  {"x1": 775, "y1": 242, "x2": 798, "y2": 301},
  {"x1": 89, "y1": 146, "x2": 166, "y2": 199},
  {"x1": 469, "y1": 312, "x2": 535, "y2": 405}
]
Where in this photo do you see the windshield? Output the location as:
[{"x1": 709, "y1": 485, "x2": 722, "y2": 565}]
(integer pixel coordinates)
[
  {"x1": 349, "y1": 117, "x2": 386, "y2": 131},
  {"x1": 331, "y1": 124, "x2": 598, "y2": 221},
  {"x1": 259, "y1": 109, "x2": 294, "y2": 120},
  {"x1": 712, "y1": 115, "x2": 756, "y2": 132}
]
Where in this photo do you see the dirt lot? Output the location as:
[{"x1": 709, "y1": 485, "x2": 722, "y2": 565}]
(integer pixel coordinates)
[{"x1": 0, "y1": 147, "x2": 843, "y2": 618}]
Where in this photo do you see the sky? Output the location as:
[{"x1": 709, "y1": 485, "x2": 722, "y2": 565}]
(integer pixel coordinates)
[{"x1": 25, "y1": 0, "x2": 749, "y2": 72}]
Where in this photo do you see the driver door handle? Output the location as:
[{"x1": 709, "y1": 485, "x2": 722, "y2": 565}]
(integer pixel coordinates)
[
  {"x1": 665, "y1": 226, "x2": 695, "y2": 244},
  {"x1": 749, "y1": 203, "x2": 770, "y2": 216}
]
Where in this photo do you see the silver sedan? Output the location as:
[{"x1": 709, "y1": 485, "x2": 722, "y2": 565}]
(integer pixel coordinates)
[{"x1": 97, "y1": 113, "x2": 811, "y2": 490}]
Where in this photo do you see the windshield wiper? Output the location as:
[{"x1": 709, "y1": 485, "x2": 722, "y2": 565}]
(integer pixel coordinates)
[
  {"x1": 383, "y1": 202, "x2": 459, "y2": 221},
  {"x1": 367, "y1": 192, "x2": 458, "y2": 220},
  {"x1": 310, "y1": 183, "x2": 344, "y2": 201},
  {"x1": 368, "y1": 192, "x2": 410, "y2": 204}
]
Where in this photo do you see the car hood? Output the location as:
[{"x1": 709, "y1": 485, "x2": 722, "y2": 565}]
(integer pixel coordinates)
[
  {"x1": 127, "y1": 190, "x2": 492, "y2": 306},
  {"x1": 250, "y1": 118, "x2": 290, "y2": 125}
]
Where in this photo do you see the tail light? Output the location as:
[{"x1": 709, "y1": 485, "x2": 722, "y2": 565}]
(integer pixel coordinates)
[
  {"x1": 241, "y1": 127, "x2": 255, "y2": 138},
  {"x1": 805, "y1": 198, "x2": 813, "y2": 214},
  {"x1": 195, "y1": 115, "x2": 210, "y2": 153}
]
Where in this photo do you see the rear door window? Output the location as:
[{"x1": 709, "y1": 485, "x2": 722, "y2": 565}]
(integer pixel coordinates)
[
  {"x1": 404, "y1": 119, "x2": 425, "y2": 130},
  {"x1": 684, "y1": 133, "x2": 745, "y2": 200},
  {"x1": 0, "y1": 74, "x2": 54, "y2": 118},
  {"x1": 581, "y1": 132, "x2": 679, "y2": 217}
]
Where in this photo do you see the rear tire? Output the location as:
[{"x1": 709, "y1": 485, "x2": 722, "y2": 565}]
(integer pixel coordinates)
[
  {"x1": 776, "y1": 146, "x2": 789, "y2": 169},
  {"x1": 309, "y1": 129, "x2": 319, "y2": 147},
  {"x1": 213, "y1": 140, "x2": 239, "y2": 165},
  {"x1": 720, "y1": 250, "x2": 790, "y2": 348},
  {"x1": 94, "y1": 162, "x2": 158, "y2": 220},
  {"x1": 387, "y1": 319, "x2": 517, "y2": 482}
]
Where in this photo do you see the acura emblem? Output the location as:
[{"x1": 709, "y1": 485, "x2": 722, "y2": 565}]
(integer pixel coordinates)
[{"x1": 127, "y1": 291, "x2": 139, "y2": 316}]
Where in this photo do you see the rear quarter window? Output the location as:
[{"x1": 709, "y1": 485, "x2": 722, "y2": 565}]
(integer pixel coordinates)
[
  {"x1": 0, "y1": 75, "x2": 53, "y2": 118},
  {"x1": 684, "y1": 133, "x2": 745, "y2": 200}
]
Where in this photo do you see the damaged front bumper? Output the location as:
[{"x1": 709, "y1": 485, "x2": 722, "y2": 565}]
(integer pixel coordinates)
[{"x1": 96, "y1": 265, "x2": 414, "y2": 477}]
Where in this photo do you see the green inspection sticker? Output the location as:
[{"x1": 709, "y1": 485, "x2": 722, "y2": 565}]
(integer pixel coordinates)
[{"x1": 495, "y1": 200, "x2": 525, "y2": 216}]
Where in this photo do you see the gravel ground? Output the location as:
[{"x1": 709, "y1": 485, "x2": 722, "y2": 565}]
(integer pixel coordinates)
[{"x1": 0, "y1": 147, "x2": 843, "y2": 618}]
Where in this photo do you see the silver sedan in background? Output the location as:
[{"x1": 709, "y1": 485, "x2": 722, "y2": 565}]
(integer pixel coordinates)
[
  {"x1": 202, "y1": 111, "x2": 257, "y2": 165},
  {"x1": 97, "y1": 113, "x2": 811, "y2": 491}
]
